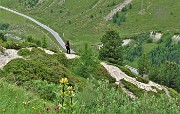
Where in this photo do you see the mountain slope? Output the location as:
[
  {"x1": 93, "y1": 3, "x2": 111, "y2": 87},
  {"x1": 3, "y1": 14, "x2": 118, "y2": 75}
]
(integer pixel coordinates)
[{"x1": 0, "y1": 0, "x2": 179, "y2": 50}]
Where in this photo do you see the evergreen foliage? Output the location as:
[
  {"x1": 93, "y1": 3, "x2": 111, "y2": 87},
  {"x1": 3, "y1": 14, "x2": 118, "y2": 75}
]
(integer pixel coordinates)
[
  {"x1": 99, "y1": 30, "x2": 123, "y2": 65},
  {"x1": 149, "y1": 61, "x2": 180, "y2": 92},
  {"x1": 138, "y1": 54, "x2": 150, "y2": 76},
  {"x1": 149, "y1": 39, "x2": 180, "y2": 65},
  {"x1": 42, "y1": 36, "x2": 47, "y2": 48},
  {"x1": 0, "y1": 33, "x2": 7, "y2": 42},
  {"x1": 0, "y1": 23, "x2": 9, "y2": 30},
  {"x1": 74, "y1": 44, "x2": 98, "y2": 78}
]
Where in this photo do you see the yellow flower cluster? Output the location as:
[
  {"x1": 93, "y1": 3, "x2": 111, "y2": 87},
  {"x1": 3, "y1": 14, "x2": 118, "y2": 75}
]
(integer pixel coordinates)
[
  {"x1": 67, "y1": 86, "x2": 75, "y2": 97},
  {"x1": 69, "y1": 90, "x2": 75, "y2": 97},
  {"x1": 59, "y1": 78, "x2": 68, "y2": 85},
  {"x1": 60, "y1": 91, "x2": 67, "y2": 97},
  {"x1": 32, "y1": 106, "x2": 36, "y2": 110},
  {"x1": 67, "y1": 86, "x2": 73, "y2": 91}
]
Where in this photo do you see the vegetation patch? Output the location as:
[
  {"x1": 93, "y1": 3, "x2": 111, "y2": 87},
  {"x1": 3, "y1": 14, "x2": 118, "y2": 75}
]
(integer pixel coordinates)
[
  {"x1": 119, "y1": 66, "x2": 149, "y2": 84},
  {"x1": 0, "y1": 23, "x2": 9, "y2": 30},
  {"x1": 18, "y1": 48, "x2": 32, "y2": 57},
  {"x1": 121, "y1": 79, "x2": 145, "y2": 97}
]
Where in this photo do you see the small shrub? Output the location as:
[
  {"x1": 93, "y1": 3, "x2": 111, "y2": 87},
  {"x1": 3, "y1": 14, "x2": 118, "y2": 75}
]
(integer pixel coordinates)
[
  {"x1": 121, "y1": 6, "x2": 128, "y2": 12},
  {"x1": 129, "y1": 4, "x2": 132, "y2": 9},
  {"x1": 136, "y1": 76, "x2": 149, "y2": 84},
  {"x1": 90, "y1": 15, "x2": 93, "y2": 18},
  {"x1": 0, "y1": 33, "x2": 7, "y2": 42},
  {"x1": 147, "y1": 38, "x2": 153, "y2": 43},
  {"x1": 60, "y1": 10, "x2": 63, "y2": 13},
  {"x1": 119, "y1": 66, "x2": 136, "y2": 78},
  {"x1": 93, "y1": 65, "x2": 116, "y2": 83},
  {"x1": 18, "y1": 48, "x2": 31, "y2": 57},
  {"x1": 121, "y1": 79, "x2": 144, "y2": 97},
  {"x1": 119, "y1": 66, "x2": 149, "y2": 84},
  {"x1": 3, "y1": 41, "x2": 21, "y2": 50},
  {"x1": 0, "y1": 23, "x2": 9, "y2": 30}
]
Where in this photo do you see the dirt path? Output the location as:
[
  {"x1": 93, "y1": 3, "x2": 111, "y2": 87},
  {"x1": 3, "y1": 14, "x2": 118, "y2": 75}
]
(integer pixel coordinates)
[
  {"x1": 101, "y1": 62, "x2": 170, "y2": 97},
  {"x1": 0, "y1": 49, "x2": 22, "y2": 69},
  {"x1": 104, "y1": 0, "x2": 133, "y2": 20}
]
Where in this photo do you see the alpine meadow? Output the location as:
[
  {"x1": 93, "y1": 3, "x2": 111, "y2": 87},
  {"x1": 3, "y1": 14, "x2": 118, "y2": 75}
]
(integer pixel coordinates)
[{"x1": 0, "y1": 0, "x2": 179, "y2": 114}]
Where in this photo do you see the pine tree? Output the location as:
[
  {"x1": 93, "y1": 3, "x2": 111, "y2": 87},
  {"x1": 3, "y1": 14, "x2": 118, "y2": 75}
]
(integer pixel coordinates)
[
  {"x1": 75, "y1": 44, "x2": 98, "y2": 78},
  {"x1": 138, "y1": 54, "x2": 149, "y2": 77},
  {"x1": 42, "y1": 36, "x2": 47, "y2": 48},
  {"x1": 99, "y1": 30, "x2": 123, "y2": 65}
]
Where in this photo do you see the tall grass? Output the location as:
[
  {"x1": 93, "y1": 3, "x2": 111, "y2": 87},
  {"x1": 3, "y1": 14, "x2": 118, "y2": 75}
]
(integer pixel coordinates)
[{"x1": 0, "y1": 80, "x2": 55, "y2": 114}]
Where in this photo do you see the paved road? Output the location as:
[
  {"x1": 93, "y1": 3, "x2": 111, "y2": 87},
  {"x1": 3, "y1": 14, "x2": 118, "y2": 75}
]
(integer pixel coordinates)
[
  {"x1": 0, "y1": 6, "x2": 73, "y2": 52},
  {"x1": 104, "y1": 0, "x2": 133, "y2": 20}
]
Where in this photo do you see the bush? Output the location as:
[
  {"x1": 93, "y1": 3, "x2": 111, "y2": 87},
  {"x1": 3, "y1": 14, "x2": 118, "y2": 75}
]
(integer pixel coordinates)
[
  {"x1": 3, "y1": 41, "x2": 21, "y2": 50},
  {"x1": 3, "y1": 41, "x2": 37, "y2": 49},
  {"x1": 121, "y1": 79, "x2": 144, "y2": 97},
  {"x1": 0, "y1": 23, "x2": 9, "y2": 30},
  {"x1": 92, "y1": 65, "x2": 116, "y2": 83},
  {"x1": 119, "y1": 66, "x2": 136, "y2": 78},
  {"x1": 75, "y1": 80, "x2": 180, "y2": 114},
  {"x1": 136, "y1": 76, "x2": 149, "y2": 84},
  {"x1": 18, "y1": 48, "x2": 31, "y2": 57},
  {"x1": 23, "y1": 80, "x2": 60, "y2": 101},
  {"x1": 146, "y1": 38, "x2": 153, "y2": 43},
  {"x1": 119, "y1": 66, "x2": 149, "y2": 84}
]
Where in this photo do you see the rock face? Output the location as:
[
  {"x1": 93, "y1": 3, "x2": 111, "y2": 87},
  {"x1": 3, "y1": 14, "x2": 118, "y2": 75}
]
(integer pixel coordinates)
[
  {"x1": 101, "y1": 62, "x2": 170, "y2": 97},
  {"x1": 172, "y1": 35, "x2": 180, "y2": 42},
  {"x1": 122, "y1": 39, "x2": 131, "y2": 46},
  {"x1": 64, "y1": 53, "x2": 80, "y2": 59},
  {"x1": 150, "y1": 32, "x2": 163, "y2": 41},
  {"x1": 0, "y1": 49, "x2": 22, "y2": 69}
]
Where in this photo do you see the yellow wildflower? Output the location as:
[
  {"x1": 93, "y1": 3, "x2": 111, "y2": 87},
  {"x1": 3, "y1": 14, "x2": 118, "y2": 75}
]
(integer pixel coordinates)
[
  {"x1": 32, "y1": 106, "x2": 36, "y2": 110},
  {"x1": 59, "y1": 78, "x2": 68, "y2": 85},
  {"x1": 22, "y1": 101, "x2": 27, "y2": 105},
  {"x1": 69, "y1": 90, "x2": 75, "y2": 97},
  {"x1": 60, "y1": 91, "x2": 66, "y2": 97},
  {"x1": 67, "y1": 86, "x2": 73, "y2": 91},
  {"x1": 63, "y1": 78, "x2": 68, "y2": 85}
]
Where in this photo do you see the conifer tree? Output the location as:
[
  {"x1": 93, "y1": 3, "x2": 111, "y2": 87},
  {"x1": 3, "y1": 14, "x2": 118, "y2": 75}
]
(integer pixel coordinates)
[
  {"x1": 99, "y1": 30, "x2": 123, "y2": 65},
  {"x1": 138, "y1": 54, "x2": 149, "y2": 76}
]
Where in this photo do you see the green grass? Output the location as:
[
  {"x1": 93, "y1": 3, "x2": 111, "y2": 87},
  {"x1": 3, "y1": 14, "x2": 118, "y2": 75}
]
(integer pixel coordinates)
[
  {"x1": 1, "y1": 0, "x2": 179, "y2": 50},
  {"x1": 112, "y1": 0, "x2": 180, "y2": 36},
  {"x1": 142, "y1": 43, "x2": 158, "y2": 54},
  {"x1": 0, "y1": 79, "x2": 55, "y2": 114},
  {"x1": 0, "y1": 9, "x2": 60, "y2": 50},
  {"x1": 0, "y1": 0, "x2": 122, "y2": 50}
]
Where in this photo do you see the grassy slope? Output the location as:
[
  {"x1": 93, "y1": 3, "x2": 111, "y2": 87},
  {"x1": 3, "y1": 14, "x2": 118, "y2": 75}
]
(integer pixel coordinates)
[
  {"x1": 0, "y1": 8, "x2": 60, "y2": 49},
  {"x1": 112, "y1": 0, "x2": 180, "y2": 36},
  {"x1": 0, "y1": 79, "x2": 55, "y2": 114},
  {"x1": 0, "y1": 0, "x2": 179, "y2": 50},
  {"x1": 0, "y1": 0, "x2": 123, "y2": 50}
]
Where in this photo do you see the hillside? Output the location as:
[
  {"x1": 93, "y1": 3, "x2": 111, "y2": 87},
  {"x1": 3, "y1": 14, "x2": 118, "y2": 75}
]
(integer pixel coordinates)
[
  {"x1": 1, "y1": 0, "x2": 179, "y2": 50},
  {"x1": 0, "y1": 45, "x2": 180, "y2": 113},
  {"x1": 0, "y1": 0, "x2": 180, "y2": 113}
]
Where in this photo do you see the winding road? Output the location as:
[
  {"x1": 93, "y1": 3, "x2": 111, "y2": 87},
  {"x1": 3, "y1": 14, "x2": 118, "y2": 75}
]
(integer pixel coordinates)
[
  {"x1": 0, "y1": 6, "x2": 73, "y2": 52},
  {"x1": 104, "y1": 0, "x2": 133, "y2": 20}
]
